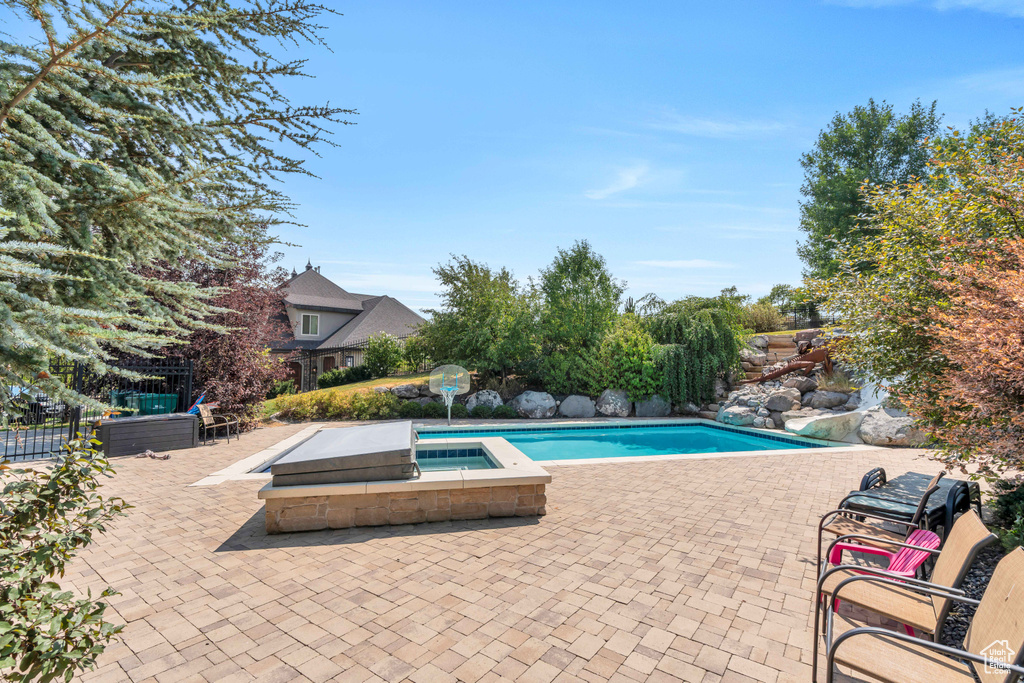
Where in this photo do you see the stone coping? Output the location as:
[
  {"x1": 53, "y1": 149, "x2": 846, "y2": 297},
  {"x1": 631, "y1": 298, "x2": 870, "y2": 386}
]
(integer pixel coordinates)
[{"x1": 257, "y1": 436, "x2": 551, "y2": 501}]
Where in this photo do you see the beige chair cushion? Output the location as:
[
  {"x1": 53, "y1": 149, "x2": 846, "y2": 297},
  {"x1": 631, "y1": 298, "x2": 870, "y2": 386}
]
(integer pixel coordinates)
[
  {"x1": 831, "y1": 612, "x2": 974, "y2": 683},
  {"x1": 965, "y1": 548, "x2": 1024, "y2": 683},
  {"x1": 821, "y1": 569, "x2": 938, "y2": 634},
  {"x1": 822, "y1": 517, "x2": 907, "y2": 553}
]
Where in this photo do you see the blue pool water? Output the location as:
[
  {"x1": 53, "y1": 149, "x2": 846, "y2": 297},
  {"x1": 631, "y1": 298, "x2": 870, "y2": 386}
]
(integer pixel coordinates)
[
  {"x1": 417, "y1": 448, "x2": 495, "y2": 471},
  {"x1": 417, "y1": 423, "x2": 826, "y2": 461}
]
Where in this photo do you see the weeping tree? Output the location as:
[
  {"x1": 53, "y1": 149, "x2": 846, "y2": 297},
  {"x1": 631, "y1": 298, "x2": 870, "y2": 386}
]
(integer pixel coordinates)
[
  {"x1": 0, "y1": 0, "x2": 354, "y2": 417},
  {"x1": 649, "y1": 308, "x2": 742, "y2": 406}
]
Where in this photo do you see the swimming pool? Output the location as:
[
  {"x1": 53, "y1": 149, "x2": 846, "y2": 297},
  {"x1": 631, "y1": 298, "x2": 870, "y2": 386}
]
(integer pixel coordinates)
[{"x1": 417, "y1": 422, "x2": 832, "y2": 462}]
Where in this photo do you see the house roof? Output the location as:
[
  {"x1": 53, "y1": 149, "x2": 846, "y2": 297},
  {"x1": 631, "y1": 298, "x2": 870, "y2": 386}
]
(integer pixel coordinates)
[
  {"x1": 317, "y1": 295, "x2": 425, "y2": 349},
  {"x1": 271, "y1": 265, "x2": 426, "y2": 352},
  {"x1": 282, "y1": 268, "x2": 369, "y2": 313}
]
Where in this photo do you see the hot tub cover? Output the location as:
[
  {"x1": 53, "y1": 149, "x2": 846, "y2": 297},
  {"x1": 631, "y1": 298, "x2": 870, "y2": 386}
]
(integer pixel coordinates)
[{"x1": 270, "y1": 421, "x2": 416, "y2": 486}]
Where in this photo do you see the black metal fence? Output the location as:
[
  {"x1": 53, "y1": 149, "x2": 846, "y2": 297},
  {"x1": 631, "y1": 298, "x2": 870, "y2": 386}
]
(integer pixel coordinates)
[
  {"x1": 298, "y1": 334, "x2": 422, "y2": 392},
  {"x1": 779, "y1": 305, "x2": 840, "y2": 331},
  {"x1": 1, "y1": 358, "x2": 193, "y2": 462}
]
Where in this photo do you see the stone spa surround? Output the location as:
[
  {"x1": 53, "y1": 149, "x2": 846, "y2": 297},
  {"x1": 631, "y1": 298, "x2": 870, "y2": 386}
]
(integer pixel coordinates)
[
  {"x1": 264, "y1": 484, "x2": 547, "y2": 533},
  {"x1": 258, "y1": 436, "x2": 550, "y2": 534}
]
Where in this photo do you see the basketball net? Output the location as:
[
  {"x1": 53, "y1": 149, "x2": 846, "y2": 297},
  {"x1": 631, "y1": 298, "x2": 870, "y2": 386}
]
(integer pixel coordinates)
[{"x1": 440, "y1": 379, "x2": 458, "y2": 425}]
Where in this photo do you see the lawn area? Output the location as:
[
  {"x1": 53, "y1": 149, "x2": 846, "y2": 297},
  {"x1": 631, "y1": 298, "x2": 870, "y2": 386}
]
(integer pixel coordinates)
[{"x1": 262, "y1": 371, "x2": 431, "y2": 419}]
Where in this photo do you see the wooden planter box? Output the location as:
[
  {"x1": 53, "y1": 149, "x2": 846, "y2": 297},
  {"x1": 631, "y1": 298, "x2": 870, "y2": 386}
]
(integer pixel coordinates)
[{"x1": 93, "y1": 413, "x2": 199, "y2": 457}]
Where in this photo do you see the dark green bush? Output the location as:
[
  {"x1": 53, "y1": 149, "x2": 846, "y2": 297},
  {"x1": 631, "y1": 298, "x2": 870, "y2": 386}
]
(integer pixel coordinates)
[
  {"x1": 492, "y1": 404, "x2": 518, "y2": 419},
  {"x1": 317, "y1": 365, "x2": 374, "y2": 389},
  {"x1": 536, "y1": 349, "x2": 599, "y2": 396},
  {"x1": 992, "y1": 478, "x2": 1024, "y2": 551},
  {"x1": 421, "y1": 401, "x2": 445, "y2": 419},
  {"x1": 470, "y1": 404, "x2": 494, "y2": 419},
  {"x1": 398, "y1": 401, "x2": 423, "y2": 419},
  {"x1": 450, "y1": 403, "x2": 468, "y2": 419},
  {"x1": 317, "y1": 368, "x2": 348, "y2": 389},
  {"x1": 268, "y1": 378, "x2": 296, "y2": 398}
]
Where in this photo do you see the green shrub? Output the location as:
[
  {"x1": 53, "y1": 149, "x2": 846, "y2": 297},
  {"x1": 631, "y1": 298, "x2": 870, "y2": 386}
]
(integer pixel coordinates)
[
  {"x1": 421, "y1": 402, "x2": 445, "y2": 419},
  {"x1": 993, "y1": 478, "x2": 1024, "y2": 551},
  {"x1": 739, "y1": 303, "x2": 785, "y2": 333},
  {"x1": 274, "y1": 388, "x2": 399, "y2": 421},
  {"x1": 470, "y1": 404, "x2": 493, "y2": 419},
  {"x1": 536, "y1": 349, "x2": 599, "y2": 396},
  {"x1": 267, "y1": 378, "x2": 296, "y2": 399},
  {"x1": 492, "y1": 404, "x2": 518, "y2": 419},
  {"x1": 318, "y1": 368, "x2": 348, "y2": 389},
  {"x1": 450, "y1": 403, "x2": 468, "y2": 419},
  {"x1": 596, "y1": 314, "x2": 660, "y2": 401},
  {"x1": 363, "y1": 332, "x2": 404, "y2": 378},
  {"x1": 398, "y1": 401, "x2": 424, "y2": 419},
  {"x1": 317, "y1": 365, "x2": 374, "y2": 389},
  {"x1": 0, "y1": 439, "x2": 131, "y2": 681}
]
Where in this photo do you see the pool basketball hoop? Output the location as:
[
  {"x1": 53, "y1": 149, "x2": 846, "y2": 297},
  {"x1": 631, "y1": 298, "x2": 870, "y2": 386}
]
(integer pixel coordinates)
[{"x1": 428, "y1": 365, "x2": 471, "y2": 425}]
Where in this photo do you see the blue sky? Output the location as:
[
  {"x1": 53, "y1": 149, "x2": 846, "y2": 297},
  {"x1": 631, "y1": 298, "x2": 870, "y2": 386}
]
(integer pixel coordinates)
[
  {"x1": 274, "y1": 0, "x2": 1024, "y2": 312},
  {"x1": 34, "y1": 1, "x2": 1024, "y2": 312}
]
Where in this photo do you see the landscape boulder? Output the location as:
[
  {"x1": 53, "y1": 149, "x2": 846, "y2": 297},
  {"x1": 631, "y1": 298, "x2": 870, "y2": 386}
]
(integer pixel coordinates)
[
  {"x1": 751, "y1": 335, "x2": 769, "y2": 350},
  {"x1": 596, "y1": 389, "x2": 632, "y2": 417},
  {"x1": 857, "y1": 406, "x2": 929, "y2": 447},
  {"x1": 466, "y1": 390, "x2": 503, "y2": 412},
  {"x1": 419, "y1": 384, "x2": 434, "y2": 397},
  {"x1": 635, "y1": 395, "x2": 672, "y2": 417},
  {"x1": 740, "y1": 348, "x2": 767, "y2": 366},
  {"x1": 785, "y1": 411, "x2": 864, "y2": 441},
  {"x1": 679, "y1": 402, "x2": 701, "y2": 416},
  {"x1": 509, "y1": 391, "x2": 556, "y2": 419},
  {"x1": 810, "y1": 391, "x2": 852, "y2": 410},
  {"x1": 719, "y1": 406, "x2": 756, "y2": 426},
  {"x1": 391, "y1": 383, "x2": 421, "y2": 399},
  {"x1": 795, "y1": 329, "x2": 822, "y2": 343},
  {"x1": 764, "y1": 388, "x2": 801, "y2": 412},
  {"x1": 557, "y1": 395, "x2": 596, "y2": 418},
  {"x1": 783, "y1": 376, "x2": 818, "y2": 394},
  {"x1": 779, "y1": 408, "x2": 825, "y2": 426},
  {"x1": 698, "y1": 410, "x2": 719, "y2": 421}
]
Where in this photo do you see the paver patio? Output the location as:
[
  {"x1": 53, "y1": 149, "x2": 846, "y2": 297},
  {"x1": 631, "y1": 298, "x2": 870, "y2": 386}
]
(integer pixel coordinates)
[{"x1": 65, "y1": 422, "x2": 946, "y2": 682}]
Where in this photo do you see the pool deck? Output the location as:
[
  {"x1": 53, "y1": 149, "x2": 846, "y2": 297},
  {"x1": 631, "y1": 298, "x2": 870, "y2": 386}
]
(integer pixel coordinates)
[{"x1": 64, "y1": 419, "x2": 951, "y2": 682}]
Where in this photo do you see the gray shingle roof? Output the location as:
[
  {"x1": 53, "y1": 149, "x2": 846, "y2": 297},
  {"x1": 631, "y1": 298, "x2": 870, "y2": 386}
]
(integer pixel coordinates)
[
  {"x1": 283, "y1": 268, "x2": 367, "y2": 313},
  {"x1": 317, "y1": 295, "x2": 425, "y2": 349}
]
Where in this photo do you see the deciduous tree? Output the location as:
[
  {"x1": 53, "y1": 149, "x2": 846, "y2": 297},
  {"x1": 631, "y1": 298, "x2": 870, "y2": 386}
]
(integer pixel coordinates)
[{"x1": 798, "y1": 99, "x2": 940, "y2": 278}]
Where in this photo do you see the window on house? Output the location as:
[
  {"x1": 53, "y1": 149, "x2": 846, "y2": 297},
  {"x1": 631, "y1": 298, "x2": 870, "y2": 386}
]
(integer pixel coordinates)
[
  {"x1": 300, "y1": 314, "x2": 319, "y2": 336},
  {"x1": 345, "y1": 356, "x2": 354, "y2": 367}
]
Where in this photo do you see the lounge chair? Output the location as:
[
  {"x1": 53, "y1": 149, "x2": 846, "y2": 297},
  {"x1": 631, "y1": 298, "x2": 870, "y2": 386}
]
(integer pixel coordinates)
[
  {"x1": 821, "y1": 547, "x2": 1024, "y2": 682},
  {"x1": 812, "y1": 510, "x2": 997, "y2": 680}
]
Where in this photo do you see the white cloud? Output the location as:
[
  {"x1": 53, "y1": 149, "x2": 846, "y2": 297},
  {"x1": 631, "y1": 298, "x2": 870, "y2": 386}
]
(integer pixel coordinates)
[
  {"x1": 634, "y1": 259, "x2": 733, "y2": 269},
  {"x1": 827, "y1": 0, "x2": 1024, "y2": 17},
  {"x1": 649, "y1": 112, "x2": 788, "y2": 138},
  {"x1": 585, "y1": 163, "x2": 649, "y2": 200}
]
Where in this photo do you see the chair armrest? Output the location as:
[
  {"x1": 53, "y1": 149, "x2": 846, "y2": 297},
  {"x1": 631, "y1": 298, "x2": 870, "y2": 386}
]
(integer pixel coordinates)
[
  {"x1": 828, "y1": 541, "x2": 895, "y2": 564},
  {"x1": 826, "y1": 534, "x2": 941, "y2": 560},
  {"x1": 828, "y1": 626, "x2": 1024, "y2": 679},
  {"x1": 830, "y1": 572, "x2": 979, "y2": 611},
  {"x1": 817, "y1": 563, "x2": 965, "y2": 597}
]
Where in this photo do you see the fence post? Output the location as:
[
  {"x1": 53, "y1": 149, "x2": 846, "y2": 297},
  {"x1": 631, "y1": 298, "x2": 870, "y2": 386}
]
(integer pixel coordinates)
[{"x1": 67, "y1": 361, "x2": 83, "y2": 443}]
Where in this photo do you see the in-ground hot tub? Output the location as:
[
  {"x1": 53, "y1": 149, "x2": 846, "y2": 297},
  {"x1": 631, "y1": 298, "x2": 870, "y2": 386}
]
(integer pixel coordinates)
[{"x1": 257, "y1": 421, "x2": 549, "y2": 534}]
